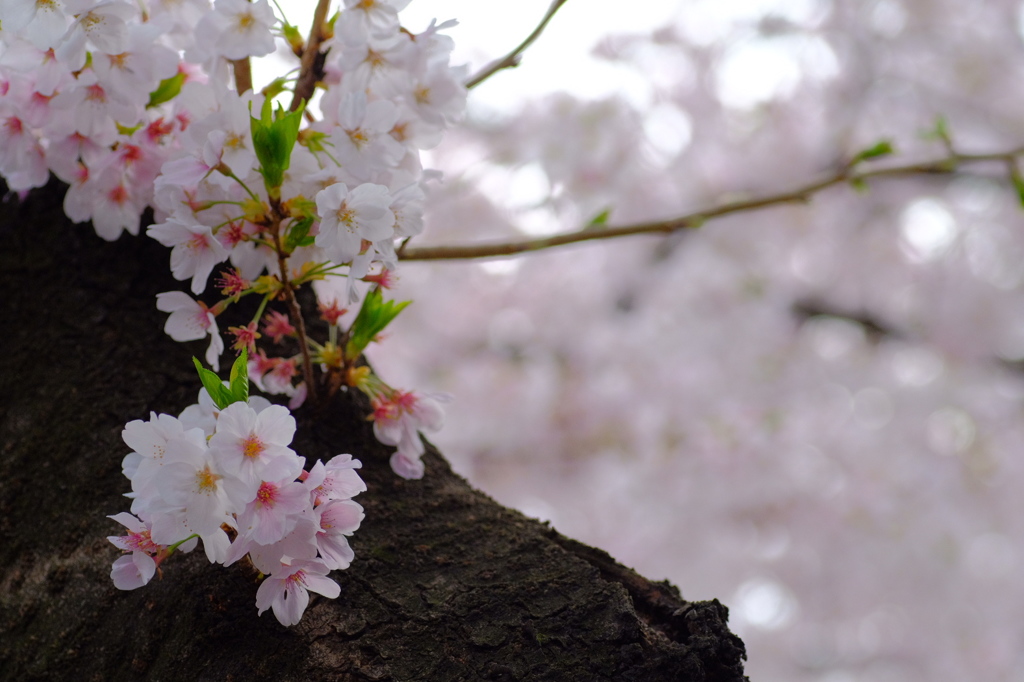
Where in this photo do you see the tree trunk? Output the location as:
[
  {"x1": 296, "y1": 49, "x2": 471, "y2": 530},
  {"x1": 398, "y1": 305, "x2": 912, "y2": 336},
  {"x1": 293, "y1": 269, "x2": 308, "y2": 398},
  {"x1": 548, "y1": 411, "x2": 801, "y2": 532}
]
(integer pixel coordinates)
[{"x1": 0, "y1": 180, "x2": 747, "y2": 681}]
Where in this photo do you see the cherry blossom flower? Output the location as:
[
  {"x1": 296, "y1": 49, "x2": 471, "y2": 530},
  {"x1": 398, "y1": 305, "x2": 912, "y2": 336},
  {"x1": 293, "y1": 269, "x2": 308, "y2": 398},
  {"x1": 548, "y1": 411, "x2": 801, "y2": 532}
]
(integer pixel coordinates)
[
  {"x1": 154, "y1": 435, "x2": 248, "y2": 538},
  {"x1": 262, "y1": 311, "x2": 295, "y2": 343},
  {"x1": 337, "y1": 0, "x2": 410, "y2": 43},
  {"x1": 255, "y1": 558, "x2": 340, "y2": 627},
  {"x1": 216, "y1": 267, "x2": 250, "y2": 297},
  {"x1": 59, "y1": 1, "x2": 138, "y2": 59},
  {"x1": 314, "y1": 499, "x2": 364, "y2": 570},
  {"x1": 314, "y1": 182, "x2": 394, "y2": 264},
  {"x1": 208, "y1": 402, "x2": 300, "y2": 491},
  {"x1": 329, "y1": 92, "x2": 404, "y2": 175},
  {"x1": 307, "y1": 455, "x2": 367, "y2": 506},
  {"x1": 155, "y1": 291, "x2": 224, "y2": 370},
  {"x1": 149, "y1": 213, "x2": 230, "y2": 294},
  {"x1": 121, "y1": 413, "x2": 209, "y2": 514},
  {"x1": 372, "y1": 390, "x2": 447, "y2": 479},
  {"x1": 192, "y1": 0, "x2": 277, "y2": 61},
  {"x1": 234, "y1": 474, "x2": 309, "y2": 545},
  {"x1": 0, "y1": 0, "x2": 68, "y2": 51},
  {"x1": 235, "y1": 513, "x2": 319, "y2": 574},
  {"x1": 107, "y1": 512, "x2": 161, "y2": 590},
  {"x1": 228, "y1": 321, "x2": 261, "y2": 354},
  {"x1": 178, "y1": 387, "x2": 272, "y2": 436},
  {"x1": 404, "y1": 61, "x2": 467, "y2": 128},
  {"x1": 319, "y1": 300, "x2": 348, "y2": 325},
  {"x1": 91, "y1": 25, "x2": 179, "y2": 108}
]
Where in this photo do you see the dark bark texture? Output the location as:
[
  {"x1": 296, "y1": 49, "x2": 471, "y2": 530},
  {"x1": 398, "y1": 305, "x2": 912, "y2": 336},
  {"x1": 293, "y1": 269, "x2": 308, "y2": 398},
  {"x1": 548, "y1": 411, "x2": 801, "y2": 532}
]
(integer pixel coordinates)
[{"x1": 0, "y1": 181, "x2": 747, "y2": 681}]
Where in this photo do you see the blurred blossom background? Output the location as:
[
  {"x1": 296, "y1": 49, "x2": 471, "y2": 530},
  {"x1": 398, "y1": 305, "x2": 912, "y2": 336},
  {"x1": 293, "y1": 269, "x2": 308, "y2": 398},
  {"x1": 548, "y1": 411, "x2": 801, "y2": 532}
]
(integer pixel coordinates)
[{"x1": 286, "y1": 1, "x2": 1024, "y2": 679}]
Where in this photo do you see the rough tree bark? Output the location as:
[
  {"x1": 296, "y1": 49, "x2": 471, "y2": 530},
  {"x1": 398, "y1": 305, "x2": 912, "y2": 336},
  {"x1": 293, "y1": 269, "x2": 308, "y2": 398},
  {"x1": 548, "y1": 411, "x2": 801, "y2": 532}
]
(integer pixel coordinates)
[{"x1": 0, "y1": 181, "x2": 748, "y2": 681}]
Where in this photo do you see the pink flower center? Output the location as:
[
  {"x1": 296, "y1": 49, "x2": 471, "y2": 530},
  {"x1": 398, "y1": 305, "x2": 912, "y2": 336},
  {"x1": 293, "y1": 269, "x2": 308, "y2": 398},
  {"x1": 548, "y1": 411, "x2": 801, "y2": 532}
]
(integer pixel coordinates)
[
  {"x1": 85, "y1": 83, "x2": 107, "y2": 103},
  {"x1": 192, "y1": 306, "x2": 212, "y2": 331},
  {"x1": 5, "y1": 117, "x2": 23, "y2": 136},
  {"x1": 146, "y1": 118, "x2": 175, "y2": 143},
  {"x1": 124, "y1": 529, "x2": 159, "y2": 554},
  {"x1": 255, "y1": 481, "x2": 278, "y2": 508},
  {"x1": 120, "y1": 144, "x2": 143, "y2": 166},
  {"x1": 108, "y1": 185, "x2": 129, "y2": 206},
  {"x1": 187, "y1": 233, "x2": 210, "y2": 253}
]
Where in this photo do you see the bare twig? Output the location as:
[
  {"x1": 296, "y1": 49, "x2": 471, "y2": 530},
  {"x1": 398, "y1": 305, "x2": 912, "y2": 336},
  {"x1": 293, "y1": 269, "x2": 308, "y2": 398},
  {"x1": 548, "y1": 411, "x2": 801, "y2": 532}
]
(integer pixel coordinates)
[
  {"x1": 231, "y1": 58, "x2": 252, "y2": 94},
  {"x1": 290, "y1": 0, "x2": 332, "y2": 111},
  {"x1": 464, "y1": 0, "x2": 571, "y2": 90},
  {"x1": 267, "y1": 206, "x2": 318, "y2": 404},
  {"x1": 398, "y1": 147, "x2": 1024, "y2": 262}
]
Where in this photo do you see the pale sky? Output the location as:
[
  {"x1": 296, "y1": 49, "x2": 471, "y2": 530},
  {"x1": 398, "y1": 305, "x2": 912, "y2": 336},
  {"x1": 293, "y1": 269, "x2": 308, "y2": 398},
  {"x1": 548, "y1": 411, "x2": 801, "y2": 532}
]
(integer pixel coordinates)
[{"x1": 256, "y1": 0, "x2": 829, "y2": 114}]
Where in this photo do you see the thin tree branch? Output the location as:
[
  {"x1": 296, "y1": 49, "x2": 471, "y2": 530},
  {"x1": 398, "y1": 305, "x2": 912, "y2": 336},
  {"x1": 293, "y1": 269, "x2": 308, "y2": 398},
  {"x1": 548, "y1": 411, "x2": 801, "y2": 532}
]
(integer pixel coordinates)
[
  {"x1": 399, "y1": 147, "x2": 1024, "y2": 262},
  {"x1": 290, "y1": 0, "x2": 332, "y2": 111},
  {"x1": 464, "y1": 0, "x2": 571, "y2": 90},
  {"x1": 230, "y1": 58, "x2": 252, "y2": 94}
]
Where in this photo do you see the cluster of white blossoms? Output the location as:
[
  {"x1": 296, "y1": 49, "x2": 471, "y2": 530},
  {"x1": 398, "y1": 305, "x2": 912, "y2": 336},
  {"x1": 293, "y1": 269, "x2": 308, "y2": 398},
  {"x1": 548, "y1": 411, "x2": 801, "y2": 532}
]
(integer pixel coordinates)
[
  {"x1": 0, "y1": 0, "x2": 465, "y2": 478},
  {"x1": 0, "y1": 0, "x2": 467, "y2": 624},
  {"x1": 110, "y1": 378, "x2": 367, "y2": 627}
]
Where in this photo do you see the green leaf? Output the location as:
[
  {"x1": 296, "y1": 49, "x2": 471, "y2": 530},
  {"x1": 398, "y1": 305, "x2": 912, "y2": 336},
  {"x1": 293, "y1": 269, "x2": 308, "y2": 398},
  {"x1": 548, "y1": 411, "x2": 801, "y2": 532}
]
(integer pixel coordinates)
[
  {"x1": 115, "y1": 121, "x2": 144, "y2": 136},
  {"x1": 261, "y1": 77, "x2": 289, "y2": 100},
  {"x1": 1010, "y1": 165, "x2": 1024, "y2": 208},
  {"x1": 345, "y1": 288, "x2": 411, "y2": 360},
  {"x1": 921, "y1": 115, "x2": 952, "y2": 146},
  {"x1": 849, "y1": 177, "x2": 869, "y2": 193},
  {"x1": 282, "y1": 23, "x2": 303, "y2": 52},
  {"x1": 250, "y1": 98, "x2": 306, "y2": 199},
  {"x1": 228, "y1": 348, "x2": 249, "y2": 404},
  {"x1": 283, "y1": 216, "x2": 315, "y2": 254},
  {"x1": 585, "y1": 208, "x2": 611, "y2": 229},
  {"x1": 193, "y1": 357, "x2": 232, "y2": 409},
  {"x1": 298, "y1": 129, "x2": 328, "y2": 153},
  {"x1": 147, "y1": 72, "x2": 187, "y2": 109},
  {"x1": 851, "y1": 140, "x2": 894, "y2": 164}
]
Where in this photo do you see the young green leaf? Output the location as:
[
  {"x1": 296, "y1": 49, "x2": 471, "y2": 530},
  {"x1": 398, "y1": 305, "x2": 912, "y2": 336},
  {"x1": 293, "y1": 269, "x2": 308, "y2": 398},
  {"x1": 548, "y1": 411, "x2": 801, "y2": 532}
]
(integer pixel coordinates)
[
  {"x1": 283, "y1": 217, "x2": 315, "y2": 254},
  {"x1": 147, "y1": 72, "x2": 187, "y2": 109},
  {"x1": 1014, "y1": 175, "x2": 1024, "y2": 208},
  {"x1": 193, "y1": 357, "x2": 232, "y2": 409},
  {"x1": 261, "y1": 77, "x2": 289, "y2": 100},
  {"x1": 1005, "y1": 160, "x2": 1024, "y2": 208},
  {"x1": 586, "y1": 208, "x2": 612, "y2": 228},
  {"x1": 850, "y1": 140, "x2": 894, "y2": 165},
  {"x1": 282, "y1": 23, "x2": 303, "y2": 53},
  {"x1": 228, "y1": 347, "x2": 249, "y2": 404},
  {"x1": 250, "y1": 99, "x2": 306, "y2": 199},
  {"x1": 921, "y1": 115, "x2": 953, "y2": 147},
  {"x1": 345, "y1": 288, "x2": 411, "y2": 360}
]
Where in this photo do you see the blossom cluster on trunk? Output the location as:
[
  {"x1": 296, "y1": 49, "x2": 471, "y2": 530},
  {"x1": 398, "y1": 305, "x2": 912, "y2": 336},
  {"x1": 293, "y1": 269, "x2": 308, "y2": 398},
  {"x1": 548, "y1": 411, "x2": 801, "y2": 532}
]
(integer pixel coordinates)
[{"x1": 0, "y1": 0, "x2": 468, "y2": 626}]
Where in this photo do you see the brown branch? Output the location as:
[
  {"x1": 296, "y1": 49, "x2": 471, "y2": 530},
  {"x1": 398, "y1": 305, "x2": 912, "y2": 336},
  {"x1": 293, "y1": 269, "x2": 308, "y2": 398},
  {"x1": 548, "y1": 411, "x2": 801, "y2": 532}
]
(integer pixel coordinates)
[
  {"x1": 464, "y1": 0, "x2": 571, "y2": 90},
  {"x1": 268, "y1": 205, "x2": 317, "y2": 404},
  {"x1": 230, "y1": 58, "x2": 252, "y2": 94},
  {"x1": 290, "y1": 0, "x2": 332, "y2": 111},
  {"x1": 399, "y1": 147, "x2": 1024, "y2": 262}
]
